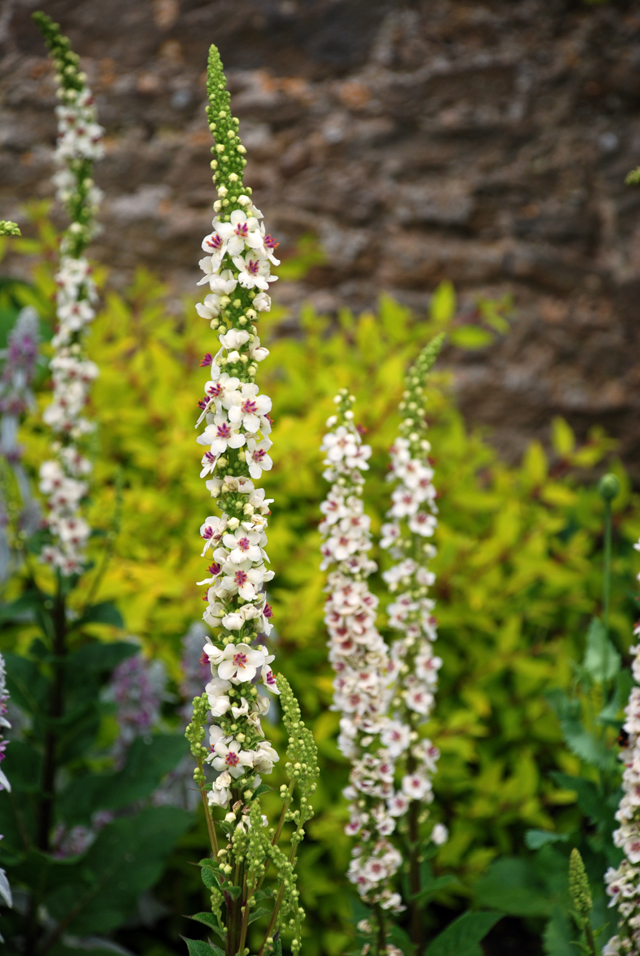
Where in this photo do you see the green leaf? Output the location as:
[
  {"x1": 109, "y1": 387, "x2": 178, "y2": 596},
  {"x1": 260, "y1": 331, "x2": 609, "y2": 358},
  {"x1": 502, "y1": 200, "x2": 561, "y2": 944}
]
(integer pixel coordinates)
[
  {"x1": 412, "y1": 874, "x2": 459, "y2": 902},
  {"x1": 75, "y1": 601, "x2": 124, "y2": 629},
  {"x1": 550, "y1": 773, "x2": 612, "y2": 827},
  {"x1": 0, "y1": 591, "x2": 41, "y2": 623},
  {"x1": 182, "y1": 940, "x2": 224, "y2": 956},
  {"x1": 388, "y1": 924, "x2": 415, "y2": 956},
  {"x1": 449, "y1": 325, "x2": 494, "y2": 350},
  {"x1": 474, "y1": 858, "x2": 552, "y2": 917},
  {"x1": 189, "y1": 912, "x2": 226, "y2": 940},
  {"x1": 226, "y1": 884, "x2": 242, "y2": 900},
  {"x1": 43, "y1": 807, "x2": 191, "y2": 934},
  {"x1": 248, "y1": 906, "x2": 273, "y2": 925},
  {"x1": 425, "y1": 911, "x2": 501, "y2": 956},
  {"x1": 3, "y1": 653, "x2": 50, "y2": 716},
  {"x1": 69, "y1": 640, "x2": 138, "y2": 674},
  {"x1": 200, "y1": 866, "x2": 221, "y2": 890},
  {"x1": 525, "y1": 830, "x2": 569, "y2": 851},
  {"x1": 543, "y1": 905, "x2": 575, "y2": 956},
  {"x1": 60, "y1": 735, "x2": 187, "y2": 824},
  {"x1": 583, "y1": 618, "x2": 620, "y2": 683},
  {"x1": 429, "y1": 281, "x2": 456, "y2": 325},
  {"x1": 551, "y1": 418, "x2": 575, "y2": 457}
]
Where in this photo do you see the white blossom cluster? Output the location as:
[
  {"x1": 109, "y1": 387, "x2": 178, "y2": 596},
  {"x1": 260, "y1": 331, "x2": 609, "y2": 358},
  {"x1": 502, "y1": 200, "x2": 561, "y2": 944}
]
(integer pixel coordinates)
[
  {"x1": 604, "y1": 637, "x2": 640, "y2": 956},
  {"x1": 380, "y1": 340, "x2": 447, "y2": 848},
  {"x1": 194, "y1": 187, "x2": 282, "y2": 810},
  {"x1": 0, "y1": 653, "x2": 12, "y2": 911},
  {"x1": 38, "y1": 64, "x2": 103, "y2": 575},
  {"x1": 319, "y1": 392, "x2": 403, "y2": 913}
]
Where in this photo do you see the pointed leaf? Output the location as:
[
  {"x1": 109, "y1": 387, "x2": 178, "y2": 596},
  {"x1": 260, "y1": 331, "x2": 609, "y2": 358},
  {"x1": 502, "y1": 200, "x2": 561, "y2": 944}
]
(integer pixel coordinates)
[
  {"x1": 425, "y1": 911, "x2": 501, "y2": 956},
  {"x1": 583, "y1": 618, "x2": 620, "y2": 683}
]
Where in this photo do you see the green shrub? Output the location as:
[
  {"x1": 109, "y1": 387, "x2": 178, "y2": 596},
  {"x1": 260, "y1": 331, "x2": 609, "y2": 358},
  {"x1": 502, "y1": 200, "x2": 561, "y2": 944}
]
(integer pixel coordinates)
[{"x1": 2, "y1": 210, "x2": 639, "y2": 954}]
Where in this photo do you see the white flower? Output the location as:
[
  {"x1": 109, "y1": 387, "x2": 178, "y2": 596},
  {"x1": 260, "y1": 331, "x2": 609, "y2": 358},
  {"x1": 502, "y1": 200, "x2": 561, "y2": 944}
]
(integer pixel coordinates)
[
  {"x1": 227, "y1": 383, "x2": 272, "y2": 433},
  {"x1": 380, "y1": 720, "x2": 411, "y2": 758},
  {"x1": 208, "y1": 770, "x2": 232, "y2": 807},
  {"x1": 211, "y1": 737, "x2": 255, "y2": 778},
  {"x1": 431, "y1": 823, "x2": 448, "y2": 846},
  {"x1": 197, "y1": 414, "x2": 246, "y2": 455},
  {"x1": 246, "y1": 438, "x2": 273, "y2": 479},
  {"x1": 252, "y1": 291, "x2": 271, "y2": 312},
  {"x1": 215, "y1": 209, "x2": 264, "y2": 256},
  {"x1": 253, "y1": 740, "x2": 279, "y2": 773},
  {"x1": 222, "y1": 528, "x2": 263, "y2": 564},
  {"x1": 215, "y1": 643, "x2": 266, "y2": 683},
  {"x1": 196, "y1": 293, "x2": 223, "y2": 320},
  {"x1": 401, "y1": 773, "x2": 432, "y2": 801},
  {"x1": 232, "y1": 252, "x2": 277, "y2": 291}
]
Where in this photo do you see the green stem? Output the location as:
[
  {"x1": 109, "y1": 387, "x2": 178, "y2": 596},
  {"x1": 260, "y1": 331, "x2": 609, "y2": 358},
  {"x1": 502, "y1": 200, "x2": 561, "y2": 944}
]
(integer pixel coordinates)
[
  {"x1": 197, "y1": 759, "x2": 219, "y2": 859},
  {"x1": 584, "y1": 918, "x2": 598, "y2": 956},
  {"x1": 37, "y1": 577, "x2": 66, "y2": 852},
  {"x1": 408, "y1": 797, "x2": 423, "y2": 956},
  {"x1": 374, "y1": 903, "x2": 387, "y2": 956}
]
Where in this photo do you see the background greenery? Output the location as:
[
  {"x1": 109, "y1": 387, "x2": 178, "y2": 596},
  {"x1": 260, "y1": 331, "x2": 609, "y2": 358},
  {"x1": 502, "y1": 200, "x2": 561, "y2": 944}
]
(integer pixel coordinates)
[{"x1": 1, "y1": 208, "x2": 638, "y2": 955}]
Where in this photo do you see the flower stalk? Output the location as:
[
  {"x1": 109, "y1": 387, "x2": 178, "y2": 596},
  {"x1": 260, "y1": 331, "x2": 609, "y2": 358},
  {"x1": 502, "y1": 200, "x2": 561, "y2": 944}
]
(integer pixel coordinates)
[
  {"x1": 319, "y1": 390, "x2": 402, "y2": 952},
  {"x1": 380, "y1": 334, "x2": 447, "y2": 955},
  {"x1": 31, "y1": 9, "x2": 103, "y2": 856},
  {"x1": 185, "y1": 44, "x2": 317, "y2": 956},
  {"x1": 33, "y1": 10, "x2": 103, "y2": 578}
]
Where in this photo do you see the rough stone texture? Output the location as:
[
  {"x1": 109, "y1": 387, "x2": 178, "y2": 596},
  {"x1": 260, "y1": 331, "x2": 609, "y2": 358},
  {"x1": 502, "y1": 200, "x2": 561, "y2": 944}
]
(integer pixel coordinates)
[{"x1": 1, "y1": 0, "x2": 640, "y2": 471}]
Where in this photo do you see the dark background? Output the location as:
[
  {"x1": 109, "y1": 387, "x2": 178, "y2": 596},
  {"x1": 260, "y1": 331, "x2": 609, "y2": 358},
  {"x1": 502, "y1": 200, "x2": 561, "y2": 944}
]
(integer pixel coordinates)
[{"x1": 1, "y1": 0, "x2": 640, "y2": 470}]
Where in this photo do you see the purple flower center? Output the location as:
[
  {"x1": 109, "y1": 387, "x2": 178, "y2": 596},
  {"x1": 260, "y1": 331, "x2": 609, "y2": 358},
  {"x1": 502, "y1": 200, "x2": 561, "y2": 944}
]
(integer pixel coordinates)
[
  {"x1": 247, "y1": 260, "x2": 260, "y2": 275},
  {"x1": 226, "y1": 751, "x2": 240, "y2": 766},
  {"x1": 264, "y1": 234, "x2": 279, "y2": 250},
  {"x1": 205, "y1": 234, "x2": 223, "y2": 251},
  {"x1": 216, "y1": 423, "x2": 231, "y2": 439},
  {"x1": 252, "y1": 449, "x2": 266, "y2": 463},
  {"x1": 238, "y1": 537, "x2": 250, "y2": 551},
  {"x1": 235, "y1": 570, "x2": 248, "y2": 586},
  {"x1": 233, "y1": 652, "x2": 248, "y2": 668},
  {"x1": 234, "y1": 223, "x2": 248, "y2": 238},
  {"x1": 242, "y1": 400, "x2": 258, "y2": 414}
]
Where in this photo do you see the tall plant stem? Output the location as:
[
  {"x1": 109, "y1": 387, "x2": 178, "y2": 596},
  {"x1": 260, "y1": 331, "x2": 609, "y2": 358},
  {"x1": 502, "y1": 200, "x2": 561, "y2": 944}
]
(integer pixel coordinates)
[
  {"x1": 197, "y1": 758, "x2": 219, "y2": 858},
  {"x1": 37, "y1": 576, "x2": 66, "y2": 851},
  {"x1": 374, "y1": 903, "x2": 387, "y2": 956},
  {"x1": 408, "y1": 797, "x2": 423, "y2": 956},
  {"x1": 584, "y1": 920, "x2": 598, "y2": 956}
]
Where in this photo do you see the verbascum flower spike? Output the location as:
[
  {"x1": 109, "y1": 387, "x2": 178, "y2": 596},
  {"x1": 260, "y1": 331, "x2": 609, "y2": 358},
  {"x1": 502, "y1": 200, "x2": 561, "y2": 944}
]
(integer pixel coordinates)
[
  {"x1": 319, "y1": 390, "x2": 404, "y2": 925},
  {"x1": 604, "y1": 573, "x2": 640, "y2": 956},
  {"x1": 0, "y1": 653, "x2": 12, "y2": 916},
  {"x1": 380, "y1": 335, "x2": 447, "y2": 844},
  {"x1": 185, "y1": 45, "x2": 317, "y2": 956},
  {"x1": 33, "y1": 12, "x2": 104, "y2": 576}
]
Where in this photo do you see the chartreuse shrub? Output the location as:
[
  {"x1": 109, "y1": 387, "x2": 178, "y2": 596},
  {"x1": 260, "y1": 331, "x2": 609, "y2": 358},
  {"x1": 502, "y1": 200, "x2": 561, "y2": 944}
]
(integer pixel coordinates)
[
  {"x1": 2, "y1": 225, "x2": 638, "y2": 955},
  {"x1": 0, "y1": 15, "x2": 190, "y2": 954}
]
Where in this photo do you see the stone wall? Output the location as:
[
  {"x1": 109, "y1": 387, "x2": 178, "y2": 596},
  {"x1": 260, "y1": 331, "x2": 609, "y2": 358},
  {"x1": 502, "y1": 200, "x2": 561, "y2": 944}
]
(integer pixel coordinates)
[{"x1": 1, "y1": 0, "x2": 640, "y2": 471}]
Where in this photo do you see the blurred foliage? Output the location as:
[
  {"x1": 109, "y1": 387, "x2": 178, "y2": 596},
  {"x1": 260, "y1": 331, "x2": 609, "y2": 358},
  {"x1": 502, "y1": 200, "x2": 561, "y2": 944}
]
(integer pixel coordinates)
[{"x1": 1, "y1": 208, "x2": 639, "y2": 955}]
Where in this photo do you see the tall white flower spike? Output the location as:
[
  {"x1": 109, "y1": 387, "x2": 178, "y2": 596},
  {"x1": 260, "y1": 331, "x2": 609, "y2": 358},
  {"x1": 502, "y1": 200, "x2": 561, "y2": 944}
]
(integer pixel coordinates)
[
  {"x1": 320, "y1": 390, "x2": 403, "y2": 919},
  {"x1": 34, "y1": 12, "x2": 104, "y2": 576}
]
